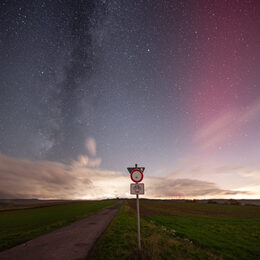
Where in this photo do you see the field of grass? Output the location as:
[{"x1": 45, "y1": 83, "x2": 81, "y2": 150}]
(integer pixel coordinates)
[
  {"x1": 138, "y1": 200, "x2": 260, "y2": 259},
  {"x1": 91, "y1": 202, "x2": 220, "y2": 259},
  {"x1": 0, "y1": 201, "x2": 71, "y2": 211},
  {"x1": 92, "y1": 200, "x2": 260, "y2": 259},
  {"x1": 0, "y1": 200, "x2": 117, "y2": 251}
]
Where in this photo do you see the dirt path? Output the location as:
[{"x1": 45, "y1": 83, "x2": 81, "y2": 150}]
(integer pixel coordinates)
[{"x1": 0, "y1": 202, "x2": 122, "y2": 260}]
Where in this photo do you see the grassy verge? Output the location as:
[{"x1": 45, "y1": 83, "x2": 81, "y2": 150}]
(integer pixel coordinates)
[
  {"x1": 91, "y1": 201, "x2": 219, "y2": 259},
  {"x1": 0, "y1": 200, "x2": 117, "y2": 251}
]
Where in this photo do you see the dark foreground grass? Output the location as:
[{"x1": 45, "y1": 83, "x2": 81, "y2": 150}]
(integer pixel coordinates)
[
  {"x1": 0, "y1": 200, "x2": 116, "y2": 251},
  {"x1": 91, "y1": 202, "x2": 219, "y2": 259}
]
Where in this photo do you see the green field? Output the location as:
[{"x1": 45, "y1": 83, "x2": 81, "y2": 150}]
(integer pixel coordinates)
[
  {"x1": 92, "y1": 200, "x2": 260, "y2": 260},
  {"x1": 0, "y1": 200, "x2": 117, "y2": 251},
  {"x1": 1, "y1": 199, "x2": 259, "y2": 259}
]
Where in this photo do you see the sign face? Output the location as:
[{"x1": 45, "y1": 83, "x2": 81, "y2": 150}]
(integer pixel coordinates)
[
  {"x1": 130, "y1": 183, "x2": 144, "y2": 194},
  {"x1": 130, "y1": 169, "x2": 143, "y2": 183}
]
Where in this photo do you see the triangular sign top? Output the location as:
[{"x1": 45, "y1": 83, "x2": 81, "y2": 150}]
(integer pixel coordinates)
[
  {"x1": 127, "y1": 167, "x2": 135, "y2": 174},
  {"x1": 127, "y1": 167, "x2": 145, "y2": 174}
]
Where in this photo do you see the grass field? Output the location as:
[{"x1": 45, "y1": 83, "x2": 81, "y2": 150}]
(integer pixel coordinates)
[
  {"x1": 0, "y1": 200, "x2": 70, "y2": 211},
  {"x1": 0, "y1": 199, "x2": 117, "y2": 251},
  {"x1": 92, "y1": 200, "x2": 260, "y2": 260}
]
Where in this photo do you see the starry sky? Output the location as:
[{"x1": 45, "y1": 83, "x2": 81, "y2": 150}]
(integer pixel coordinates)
[{"x1": 0, "y1": 0, "x2": 259, "y2": 199}]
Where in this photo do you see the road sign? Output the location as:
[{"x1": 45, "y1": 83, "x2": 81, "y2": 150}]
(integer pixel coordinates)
[
  {"x1": 130, "y1": 169, "x2": 143, "y2": 183},
  {"x1": 130, "y1": 183, "x2": 144, "y2": 194},
  {"x1": 128, "y1": 163, "x2": 144, "y2": 250}
]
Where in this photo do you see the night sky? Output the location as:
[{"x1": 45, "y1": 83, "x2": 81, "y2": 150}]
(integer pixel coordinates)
[{"x1": 0, "y1": 0, "x2": 259, "y2": 199}]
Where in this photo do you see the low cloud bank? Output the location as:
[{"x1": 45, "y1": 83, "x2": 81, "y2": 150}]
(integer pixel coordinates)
[
  {"x1": 145, "y1": 177, "x2": 245, "y2": 198},
  {"x1": 0, "y1": 154, "x2": 247, "y2": 199}
]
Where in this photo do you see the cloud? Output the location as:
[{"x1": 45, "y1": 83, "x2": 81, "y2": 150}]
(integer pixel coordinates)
[
  {"x1": 0, "y1": 154, "x2": 248, "y2": 200},
  {"x1": 85, "y1": 137, "x2": 97, "y2": 156},
  {"x1": 0, "y1": 154, "x2": 77, "y2": 199},
  {"x1": 145, "y1": 176, "x2": 247, "y2": 198},
  {"x1": 214, "y1": 166, "x2": 243, "y2": 174},
  {"x1": 194, "y1": 99, "x2": 260, "y2": 150},
  {"x1": 194, "y1": 111, "x2": 234, "y2": 150},
  {"x1": 231, "y1": 184, "x2": 260, "y2": 199},
  {"x1": 241, "y1": 169, "x2": 260, "y2": 178},
  {"x1": 73, "y1": 155, "x2": 101, "y2": 168},
  {"x1": 0, "y1": 153, "x2": 108, "y2": 199}
]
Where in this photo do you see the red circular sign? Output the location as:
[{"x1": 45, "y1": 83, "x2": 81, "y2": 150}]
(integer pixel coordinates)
[{"x1": 130, "y1": 169, "x2": 143, "y2": 183}]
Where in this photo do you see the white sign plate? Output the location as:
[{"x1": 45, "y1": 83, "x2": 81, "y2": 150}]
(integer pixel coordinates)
[{"x1": 130, "y1": 183, "x2": 144, "y2": 195}]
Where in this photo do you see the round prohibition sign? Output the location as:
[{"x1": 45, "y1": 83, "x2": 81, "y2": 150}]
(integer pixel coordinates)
[{"x1": 130, "y1": 169, "x2": 143, "y2": 183}]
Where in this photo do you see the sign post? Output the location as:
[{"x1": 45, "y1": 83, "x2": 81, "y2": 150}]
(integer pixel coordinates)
[
  {"x1": 136, "y1": 193, "x2": 141, "y2": 250},
  {"x1": 128, "y1": 164, "x2": 145, "y2": 250}
]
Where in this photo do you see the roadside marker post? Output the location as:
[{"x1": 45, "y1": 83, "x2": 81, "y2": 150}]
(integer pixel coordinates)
[{"x1": 128, "y1": 164, "x2": 145, "y2": 250}]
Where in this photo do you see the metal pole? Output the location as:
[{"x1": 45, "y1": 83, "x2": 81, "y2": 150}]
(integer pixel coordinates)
[{"x1": 136, "y1": 193, "x2": 141, "y2": 250}]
